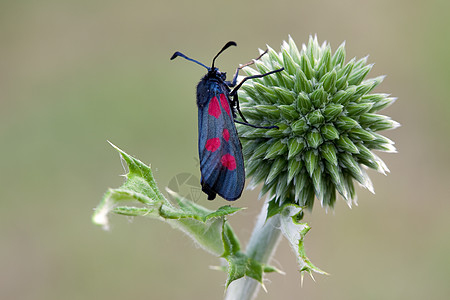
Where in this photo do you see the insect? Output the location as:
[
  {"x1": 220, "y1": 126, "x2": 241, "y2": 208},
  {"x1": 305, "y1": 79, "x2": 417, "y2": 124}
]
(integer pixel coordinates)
[{"x1": 171, "y1": 41, "x2": 284, "y2": 201}]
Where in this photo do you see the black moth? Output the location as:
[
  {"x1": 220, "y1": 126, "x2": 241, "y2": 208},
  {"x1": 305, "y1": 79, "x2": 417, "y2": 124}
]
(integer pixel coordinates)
[{"x1": 171, "y1": 41, "x2": 284, "y2": 200}]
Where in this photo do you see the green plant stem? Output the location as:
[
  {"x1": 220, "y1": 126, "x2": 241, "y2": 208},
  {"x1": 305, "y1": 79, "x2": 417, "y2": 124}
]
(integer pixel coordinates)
[{"x1": 224, "y1": 201, "x2": 282, "y2": 300}]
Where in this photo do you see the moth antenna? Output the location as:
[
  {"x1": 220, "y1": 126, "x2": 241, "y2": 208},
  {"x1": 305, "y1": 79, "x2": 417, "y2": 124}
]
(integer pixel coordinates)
[
  {"x1": 211, "y1": 41, "x2": 237, "y2": 70},
  {"x1": 170, "y1": 51, "x2": 209, "y2": 70}
]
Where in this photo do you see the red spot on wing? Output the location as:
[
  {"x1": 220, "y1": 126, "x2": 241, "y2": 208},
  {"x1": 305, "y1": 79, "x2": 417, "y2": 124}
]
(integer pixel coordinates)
[
  {"x1": 208, "y1": 96, "x2": 221, "y2": 118},
  {"x1": 205, "y1": 138, "x2": 221, "y2": 152},
  {"x1": 221, "y1": 154, "x2": 236, "y2": 170},
  {"x1": 219, "y1": 94, "x2": 231, "y2": 116},
  {"x1": 222, "y1": 129, "x2": 230, "y2": 141}
]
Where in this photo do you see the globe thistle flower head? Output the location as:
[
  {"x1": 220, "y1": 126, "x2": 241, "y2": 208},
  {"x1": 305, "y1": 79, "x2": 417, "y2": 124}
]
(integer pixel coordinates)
[{"x1": 238, "y1": 35, "x2": 399, "y2": 209}]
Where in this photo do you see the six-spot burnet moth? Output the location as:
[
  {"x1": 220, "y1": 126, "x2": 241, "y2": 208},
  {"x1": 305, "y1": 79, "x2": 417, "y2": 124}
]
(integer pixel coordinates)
[{"x1": 171, "y1": 41, "x2": 284, "y2": 201}]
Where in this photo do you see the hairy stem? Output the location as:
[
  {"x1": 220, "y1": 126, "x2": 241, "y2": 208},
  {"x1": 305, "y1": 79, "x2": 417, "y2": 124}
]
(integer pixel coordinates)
[{"x1": 224, "y1": 201, "x2": 282, "y2": 300}]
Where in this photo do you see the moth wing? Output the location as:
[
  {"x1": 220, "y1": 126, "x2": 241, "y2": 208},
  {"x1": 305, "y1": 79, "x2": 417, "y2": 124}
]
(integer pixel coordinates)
[{"x1": 198, "y1": 87, "x2": 244, "y2": 201}]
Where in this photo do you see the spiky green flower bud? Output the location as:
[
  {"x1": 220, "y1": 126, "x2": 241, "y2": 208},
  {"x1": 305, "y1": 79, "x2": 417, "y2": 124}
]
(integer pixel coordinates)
[{"x1": 238, "y1": 36, "x2": 399, "y2": 208}]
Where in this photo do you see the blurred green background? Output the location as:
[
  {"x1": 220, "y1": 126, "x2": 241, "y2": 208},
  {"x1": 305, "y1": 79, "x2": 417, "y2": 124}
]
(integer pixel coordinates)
[{"x1": 1, "y1": 0, "x2": 449, "y2": 299}]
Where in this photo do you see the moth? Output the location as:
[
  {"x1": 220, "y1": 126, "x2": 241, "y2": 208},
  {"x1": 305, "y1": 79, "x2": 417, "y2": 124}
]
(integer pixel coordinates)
[{"x1": 171, "y1": 41, "x2": 283, "y2": 200}]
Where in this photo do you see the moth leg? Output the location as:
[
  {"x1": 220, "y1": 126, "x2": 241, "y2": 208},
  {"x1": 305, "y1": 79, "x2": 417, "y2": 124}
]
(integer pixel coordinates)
[
  {"x1": 234, "y1": 119, "x2": 278, "y2": 129},
  {"x1": 233, "y1": 93, "x2": 249, "y2": 123},
  {"x1": 229, "y1": 68, "x2": 284, "y2": 97},
  {"x1": 230, "y1": 67, "x2": 284, "y2": 130},
  {"x1": 227, "y1": 49, "x2": 269, "y2": 87},
  {"x1": 231, "y1": 84, "x2": 274, "y2": 129},
  {"x1": 232, "y1": 80, "x2": 275, "y2": 132}
]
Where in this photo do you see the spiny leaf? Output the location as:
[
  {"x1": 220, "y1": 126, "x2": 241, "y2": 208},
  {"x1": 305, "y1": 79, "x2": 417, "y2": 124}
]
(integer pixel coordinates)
[{"x1": 279, "y1": 204, "x2": 328, "y2": 276}]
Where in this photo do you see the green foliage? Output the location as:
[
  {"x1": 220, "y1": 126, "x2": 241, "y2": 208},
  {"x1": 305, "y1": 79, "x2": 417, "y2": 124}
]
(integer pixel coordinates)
[
  {"x1": 278, "y1": 203, "x2": 327, "y2": 277},
  {"x1": 92, "y1": 143, "x2": 279, "y2": 286}
]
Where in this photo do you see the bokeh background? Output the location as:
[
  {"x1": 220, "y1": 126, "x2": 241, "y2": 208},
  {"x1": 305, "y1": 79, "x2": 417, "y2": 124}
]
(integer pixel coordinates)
[{"x1": 1, "y1": 0, "x2": 449, "y2": 299}]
